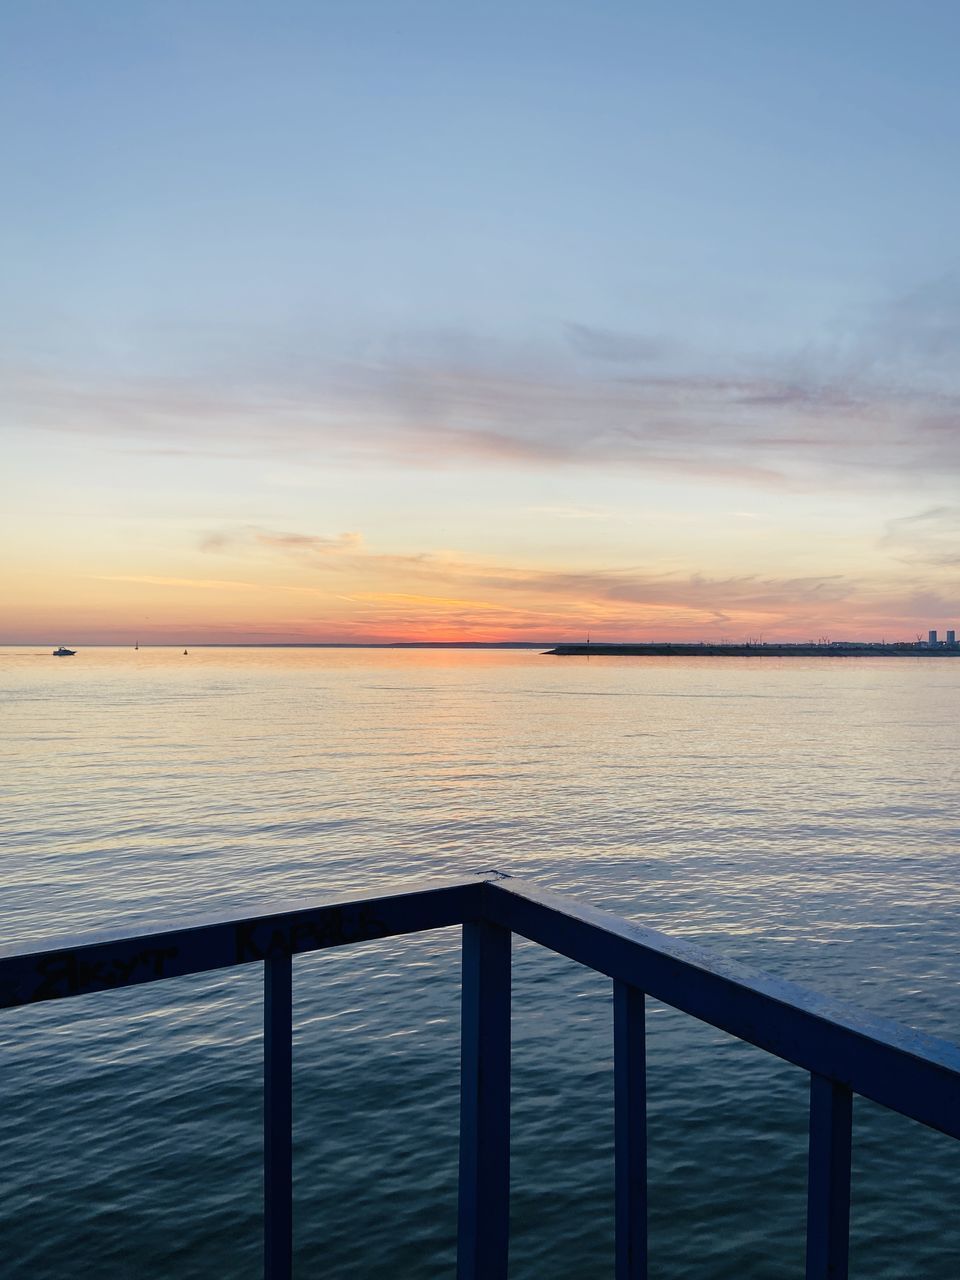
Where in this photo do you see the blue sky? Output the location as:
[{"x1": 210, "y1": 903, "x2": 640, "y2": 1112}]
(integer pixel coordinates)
[
  {"x1": 2, "y1": 1, "x2": 959, "y2": 641},
  {"x1": 7, "y1": 1, "x2": 960, "y2": 359}
]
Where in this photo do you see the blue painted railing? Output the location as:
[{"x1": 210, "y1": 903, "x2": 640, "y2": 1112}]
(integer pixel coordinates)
[{"x1": 2, "y1": 871, "x2": 959, "y2": 1278}]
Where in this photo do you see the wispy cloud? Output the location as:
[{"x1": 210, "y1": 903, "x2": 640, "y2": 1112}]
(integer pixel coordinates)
[
  {"x1": 7, "y1": 296, "x2": 960, "y2": 492},
  {"x1": 197, "y1": 522, "x2": 863, "y2": 635},
  {"x1": 256, "y1": 530, "x2": 363, "y2": 554},
  {"x1": 92, "y1": 574, "x2": 262, "y2": 591},
  {"x1": 880, "y1": 506, "x2": 960, "y2": 566},
  {"x1": 524, "y1": 505, "x2": 613, "y2": 520},
  {"x1": 563, "y1": 323, "x2": 673, "y2": 364},
  {"x1": 91, "y1": 573, "x2": 324, "y2": 595},
  {"x1": 342, "y1": 591, "x2": 505, "y2": 611},
  {"x1": 858, "y1": 276, "x2": 960, "y2": 381}
]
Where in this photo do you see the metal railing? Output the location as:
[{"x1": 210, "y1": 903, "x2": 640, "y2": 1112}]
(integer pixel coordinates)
[{"x1": 2, "y1": 871, "x2": 959, "y2": 1279}]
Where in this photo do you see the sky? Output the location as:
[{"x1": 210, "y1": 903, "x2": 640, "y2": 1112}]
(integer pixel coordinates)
[{"x1": 2, "y1": 0, "x2": 959, "y2": 644}]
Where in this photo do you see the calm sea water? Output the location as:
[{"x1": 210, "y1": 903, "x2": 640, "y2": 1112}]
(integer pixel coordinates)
[{"x1": 2, "y1": 646, "x2": 959, "y2": 1278}]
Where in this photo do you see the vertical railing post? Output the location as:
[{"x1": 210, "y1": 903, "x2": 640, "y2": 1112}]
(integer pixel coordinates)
[
  {"x1": 264, "y1": 954, "x2": 293, "y2": 1280},
  {"x1": 457, "y1": 919, "x2": 511, "y2": 1280},
  {"x1": 614, "y1": 982, "x2": 647, "y2": 1280},
  {"x1": 805, "y1": 1073, "x2": 852, "y2": 1280}
]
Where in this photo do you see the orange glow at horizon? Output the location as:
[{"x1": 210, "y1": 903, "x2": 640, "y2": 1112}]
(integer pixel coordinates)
[
  {"x1": 2, "y1": 531, "x2": 951, "y2": 647},
  {"x1": 3, "y1": 414, "x2": 956, "y2": 648}
]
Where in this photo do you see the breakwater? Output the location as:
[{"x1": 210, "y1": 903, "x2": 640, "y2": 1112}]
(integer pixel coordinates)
[{"x1": 548, "y1": 642, "x2": 960, "y2": 657}]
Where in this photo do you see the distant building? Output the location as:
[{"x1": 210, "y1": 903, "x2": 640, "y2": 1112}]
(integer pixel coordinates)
[
  {"x1": 948, "y1": 630, "x2": 957, "y2": 646},
  {"x1": 928, "y1": 630, "x2": 938, "y2": 647}
]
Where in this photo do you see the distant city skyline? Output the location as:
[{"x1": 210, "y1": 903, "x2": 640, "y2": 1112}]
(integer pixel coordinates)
[{"x1": 3, "y1": 1, "x2": 959, "y2": 643}]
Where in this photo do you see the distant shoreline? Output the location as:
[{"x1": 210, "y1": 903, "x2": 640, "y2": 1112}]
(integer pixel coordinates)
[{"x1": 548, "y1": 642, "x2": 960, "y2": 657}]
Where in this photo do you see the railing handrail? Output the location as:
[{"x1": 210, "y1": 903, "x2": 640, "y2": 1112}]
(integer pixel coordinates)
[
  {"x1": 481, "y1": 877, "x2": 960, "y2": 1139},
  {"x1": 4, "y1": 872, "x2": 960, "y2": 1135},
  {"x1": 4, "y1": 870, "x2": 959, "y2": 1280},
  {"x1": 0, "y1": 874, "x2": 486, "y2": 1009}
]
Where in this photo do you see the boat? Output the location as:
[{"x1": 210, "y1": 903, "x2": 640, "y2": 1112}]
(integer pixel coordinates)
[{"x1": 52, "y1": 647, "x2": 75, "y2": 657}]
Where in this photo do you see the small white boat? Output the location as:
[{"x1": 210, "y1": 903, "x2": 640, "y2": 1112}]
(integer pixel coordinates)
[{"x1": 53, "y1": 647, "x2": 76, "y2": 657}]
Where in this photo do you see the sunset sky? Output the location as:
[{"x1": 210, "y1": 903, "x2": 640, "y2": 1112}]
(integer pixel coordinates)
[{"x1": 3, "y1": 1, "x2": 959, "y2": 643}]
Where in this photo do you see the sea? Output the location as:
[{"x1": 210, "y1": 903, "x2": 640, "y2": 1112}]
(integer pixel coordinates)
[{"x1": 2, "y1": 645, "x2": 959, "y2": 1279}]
